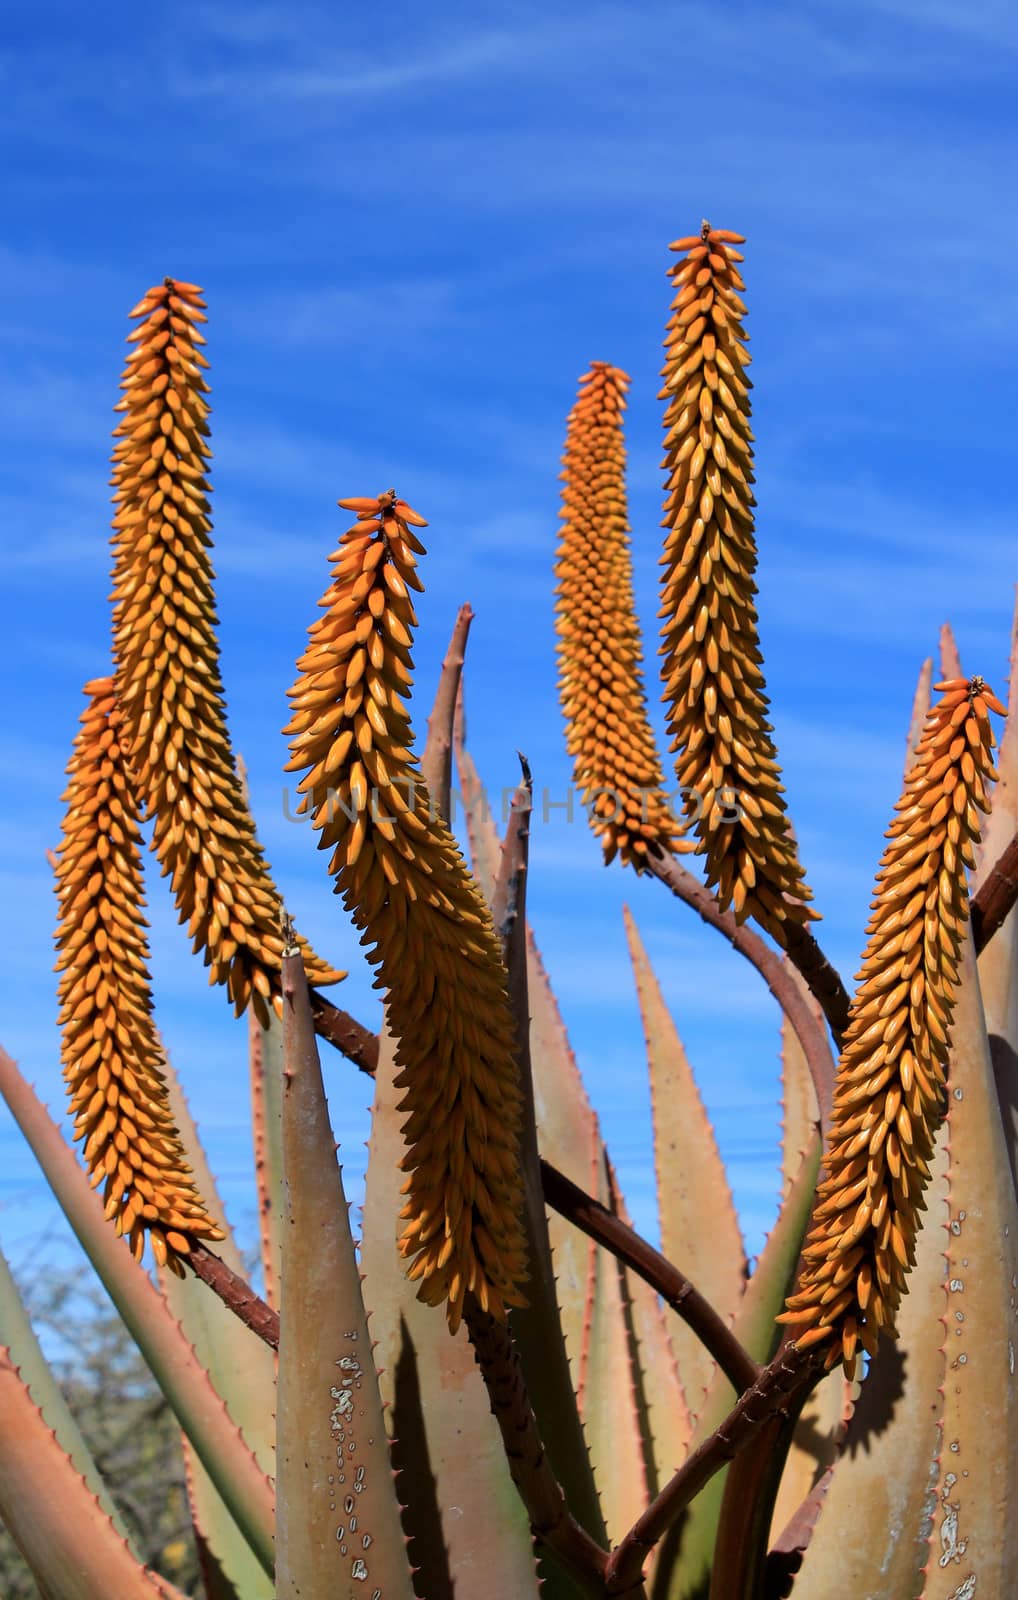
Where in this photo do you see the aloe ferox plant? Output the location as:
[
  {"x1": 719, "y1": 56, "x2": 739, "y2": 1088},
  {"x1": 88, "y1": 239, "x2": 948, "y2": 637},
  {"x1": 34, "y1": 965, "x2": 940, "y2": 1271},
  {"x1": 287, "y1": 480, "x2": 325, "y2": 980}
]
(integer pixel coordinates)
[{"x1": 2, "y1": 222, "x2": 1017, "y2": 1600}]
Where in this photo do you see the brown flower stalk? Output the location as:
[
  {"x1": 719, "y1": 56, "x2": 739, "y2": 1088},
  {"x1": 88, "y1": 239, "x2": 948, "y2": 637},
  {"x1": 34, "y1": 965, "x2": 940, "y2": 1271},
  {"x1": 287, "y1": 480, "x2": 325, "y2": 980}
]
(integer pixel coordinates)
[
  {"x1": 109, "y1": 277, "x2": 343, "y2": 1026},
  {"x1": 778, "y1": 676, "x2": 1002, "y2": 1376},
  {"x1": 556, "y1": 361, "x2": 689, "y2": 868},
  {"x1": 285, "y1": 490, "x2": 527, "y2": 1332},
  {"x1": 659, "y1": 223, "x2": 813, "y2": 943},
  {"x1": 55, "y1": 678, "x2": 224, "y2": 1270}
]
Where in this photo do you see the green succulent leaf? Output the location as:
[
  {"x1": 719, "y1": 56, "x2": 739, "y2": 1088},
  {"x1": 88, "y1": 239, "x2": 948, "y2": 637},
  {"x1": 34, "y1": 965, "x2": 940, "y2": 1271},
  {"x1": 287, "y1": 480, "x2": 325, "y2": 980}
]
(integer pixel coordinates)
[
  {"x1": 275, "y1": 950, "x2": 415, "y2": 1600},
  {"x1": 159, "y1": 1053, "x2": 275, "y2": 1600}
]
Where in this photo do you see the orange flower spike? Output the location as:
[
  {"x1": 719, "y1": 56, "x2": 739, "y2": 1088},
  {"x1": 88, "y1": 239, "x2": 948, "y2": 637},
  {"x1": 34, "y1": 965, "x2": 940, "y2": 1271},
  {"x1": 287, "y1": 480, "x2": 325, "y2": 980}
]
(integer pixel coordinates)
[
  {"x1": 778, "y1": 677, "x2": 1002, "y2": 1376},
  {"x1": 555, "y1": 361, "x2": 692, "y2": 868},
  {"x1": 659, "y1": 223, "x2": 814, "y2": 943},
  {"x1": 109, "y1": 279, "x2": 343, "y2": 1024},
  {"x1": 55, "y1": 678, "x2": 224, "y2": 1271},
  {"x1": 286, "y1": 491, "x2": 528, "y2": 1332}
]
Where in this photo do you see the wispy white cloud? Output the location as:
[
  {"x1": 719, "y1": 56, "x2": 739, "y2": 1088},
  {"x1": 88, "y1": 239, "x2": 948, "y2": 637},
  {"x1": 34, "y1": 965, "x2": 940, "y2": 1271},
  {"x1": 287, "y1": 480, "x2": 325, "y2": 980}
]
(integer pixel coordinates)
[
  {"x1": 855, "y1": 0, "x2": 1018, "y2": 49},
  {"x1": 169, "y1": 28, "x2": 527, "y2": 104}
]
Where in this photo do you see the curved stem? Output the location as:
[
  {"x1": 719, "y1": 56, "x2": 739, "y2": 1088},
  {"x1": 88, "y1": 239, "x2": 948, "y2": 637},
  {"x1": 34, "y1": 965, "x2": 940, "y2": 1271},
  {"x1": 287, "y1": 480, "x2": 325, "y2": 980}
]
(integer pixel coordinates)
[
  {"x1": 188, "y1": 1245, "x2": 279, "y2": 1350},
  {"x1": 707, "y1": 1362, "x2": 811, "y2": 1600},
  {"x1": 646, "y1": 852, "x2": 839, "y2": 1130},
  {"x1": 604, "y1": 1345, "x2": 821, "y2": 1595},
  {"x1": 972, "y1": 831, "x2": 1018, "y2": 950},
  {"x1": 539, "y1": 1159, "x2": 760, "y2": 1396},
  {"x1": 308, "y1": 990, "x2": 379, "y2": 1073},
  {"x1": 782, "y1": 920, "x2": 851, "y2": 1042},
  {"x1": 464, "y1": 1302, "x2": 621, "y2": 1598}
]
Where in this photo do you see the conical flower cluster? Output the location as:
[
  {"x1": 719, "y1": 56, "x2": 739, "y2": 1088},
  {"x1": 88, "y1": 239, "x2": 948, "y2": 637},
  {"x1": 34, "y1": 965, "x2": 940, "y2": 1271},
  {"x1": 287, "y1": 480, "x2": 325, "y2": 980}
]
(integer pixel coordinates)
[
  {"x1": 659, "y1": 223, "x2": 813, "y2": 943},
  {"x1": 778, "y1": 677, "x2": 1002, "y2": 1376},
  {"x1": 109, "y1": 278, "x2": 343, "y2": 1026},
  {"x1": 55, "y1": 678, "x2": 224, "y2": 1270},
  {"x1": 555, "y1": 362, "x2": 690, "y2": 868},
  {"x1": 286, "y1": 491, "x2": 528, "y2": 1332}
]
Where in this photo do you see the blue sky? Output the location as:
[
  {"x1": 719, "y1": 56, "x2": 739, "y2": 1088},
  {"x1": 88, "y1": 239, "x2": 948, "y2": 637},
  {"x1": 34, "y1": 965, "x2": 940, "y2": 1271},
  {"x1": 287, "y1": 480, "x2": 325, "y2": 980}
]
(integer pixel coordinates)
[{"x1": 2, "y1": 0, "x2": 1017, "y2": 1288}]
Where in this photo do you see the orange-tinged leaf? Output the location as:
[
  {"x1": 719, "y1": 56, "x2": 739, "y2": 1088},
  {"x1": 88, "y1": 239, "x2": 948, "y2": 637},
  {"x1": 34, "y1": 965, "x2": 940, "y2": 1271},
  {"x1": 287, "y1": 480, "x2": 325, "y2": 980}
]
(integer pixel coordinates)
[
  {"x1": 275, "y1": 950, "x2": 414, "y2": 1600},
  {"x1": 939, "y1": 620, "x2": 963, "y2": 683},
  {"x1": 0, "y1": 1348, "x2": 187, "y2": 1600},
  {"x1": 905, "y1": 657, "x2": 934, "y2": 776},
  {"x1": 624, "y1": 906, "x2": 745, "y2": 1410},
  {"x1": 0, "y1": 1243, "x2": 131, "y2": 1543}
]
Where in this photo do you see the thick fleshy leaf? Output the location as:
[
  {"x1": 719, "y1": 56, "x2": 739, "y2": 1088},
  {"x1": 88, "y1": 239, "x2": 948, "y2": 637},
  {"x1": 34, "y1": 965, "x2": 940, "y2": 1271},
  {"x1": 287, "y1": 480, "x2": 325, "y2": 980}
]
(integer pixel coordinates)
[
  {"x1": 0, "y1": 1347, "x2": 186, "y2": 1600},
  {"x1": 526, "y1": 930, "x2": 605, "y2": 1410},
  {"x1": 493, "y1": 774, "x2": 609, "y2": 1560},
  {"x1": 421, "y1": 604, "x2": 472, "y2": 819},
  {"x1": 939, "y1": 620, "x2": 963, "y2": 682},
  {"x1": 275, "y1": 951, "x2": 414, "y2": 1600},
  {"x1": 0, "y1": 1243, "x2": 131, "y2": 1542},
  {"x1": 624, "y1": 907, "x2": 745, "y2": 1411},
  {"x1": 360, "y1": 1024, "x2": 542, "y2": 1600},
  {"x1": 0, "y1": 1046, "x2": 276, "y2": 1579},
  {"x1": 452, "y1": 682, "x2": 501, "y2": 907},
  {"x1": 159, "y1": 1057, "x2": 275, "y2": 1599},
  {"x1": 922, "y1": 937, "x2": 1018, "y2": 1599},
  {"x1": 249, "y1": 1006, "x2": 285, "y2": 1310},
  {"x1": 454, "y1": 693, "x2": 605, "y2": 1406},
  {"x1": 904, "y1": 657, "x2": 934, "y2": 775}
]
